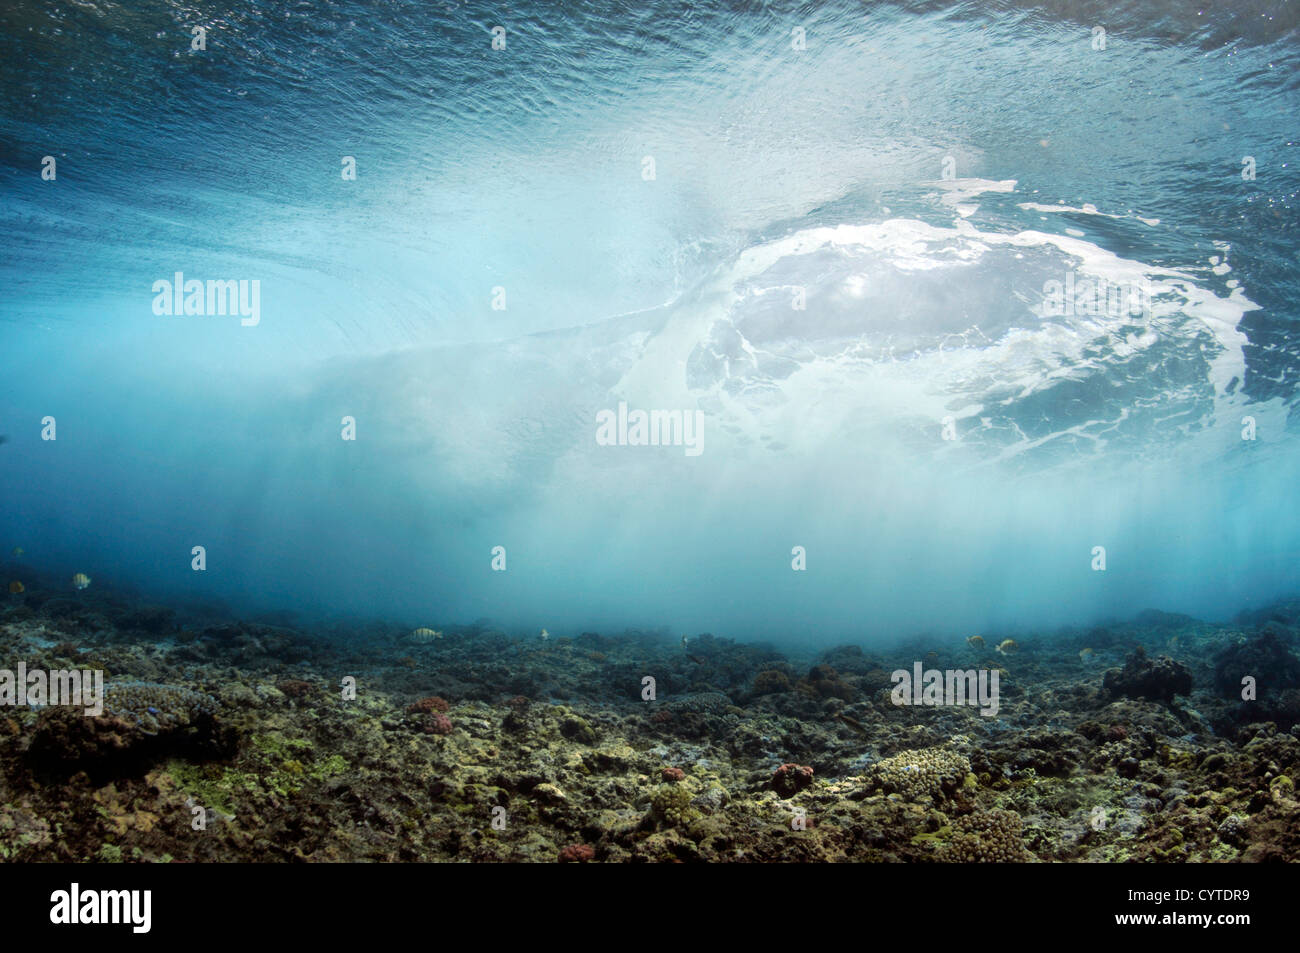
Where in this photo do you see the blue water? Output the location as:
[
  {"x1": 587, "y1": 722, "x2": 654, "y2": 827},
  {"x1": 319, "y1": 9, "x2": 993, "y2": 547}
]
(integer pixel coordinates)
[{"x1": 1, "y1": 0, "x2": 1298, "y2": 645}]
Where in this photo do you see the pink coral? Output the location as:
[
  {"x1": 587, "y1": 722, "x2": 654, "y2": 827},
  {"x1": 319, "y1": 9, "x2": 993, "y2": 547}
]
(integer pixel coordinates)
[
  {"x1": 422, "y1": 713, "x2": 453, "y2": 736},
  {"x1": 408, "y1": 696, "x2": 450, "y2": 714},
  {"x1": 558, "y1": 844, "x2": 596, "y2": 863},
  {"x1": 772, "y1": 762, "x2": 815, "y2": 797}
]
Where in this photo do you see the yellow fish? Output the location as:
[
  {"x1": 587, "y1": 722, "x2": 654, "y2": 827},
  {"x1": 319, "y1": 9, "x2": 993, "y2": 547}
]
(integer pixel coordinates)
[
  {"x1": 1166, "y1": 636, "x2": 1180, "y2": 650},
  {"x1": 71, "y1": 573, "x2": 91, "y2": 591},
  {"x1": 409, "y1": 627, "x2": 442, "y2": 643},
  {"x1": 1079, "y1": 647, "x2": 1094, "y2": 661},
  {"x1": 7, "y1": 581, "x2": 23, "y2": 594},
  {"x1": 540, "y1": 628, "x2": 549, "y2": 641},
  {"x1": 966, "y1": 635, "x2": 985, "y2": 649},
  {"x1": 995, "y1": 638, "x2": 1018, "y2": 655},
  {"x1": 11, "y1": 547, "x2": 23, "y2": 557}
]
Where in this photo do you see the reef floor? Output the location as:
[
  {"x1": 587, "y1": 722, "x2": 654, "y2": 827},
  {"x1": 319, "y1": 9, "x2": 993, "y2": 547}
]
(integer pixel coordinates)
[{"x1": 1, "y1": 586, "x2": 1299, "y2": 862}]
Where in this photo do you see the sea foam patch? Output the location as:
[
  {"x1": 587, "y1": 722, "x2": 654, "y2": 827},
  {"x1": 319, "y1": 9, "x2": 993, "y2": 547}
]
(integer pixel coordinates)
[{"x1": 669, "y1": 207, "x2": 1259, "y2": 468}]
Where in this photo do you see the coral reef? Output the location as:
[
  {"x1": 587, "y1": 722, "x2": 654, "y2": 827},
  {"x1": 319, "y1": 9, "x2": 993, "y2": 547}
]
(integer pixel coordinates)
[
  {"x1": 864, "y1": 747, "x2": 972, "y2": 805},
  {"x1": 940, "y1": 810, "x2": 1033, "y2": 862},
  {"x1": 1212, "y1": 631, "x2": 1300, "y2": 729},
  {"x1": 0, "y1": 586, "x2": 1297, "y2": 863},
  {"x1": 1102, "y1": 647, "x2": 1192, "y2": 703},
  {"x1": 421, "y1": 713, "x2": 453, "y2": 736},
  {"x1": 558, "y1": 844, "x2": 595, "y2": 862},
  {"x1": 771, "y1": 763, "x2": 815, "y2": 797},
  {"x1": 407, "y1": 696, "x2": 451, "y2": 714},
  {"x1": 752, "y1": 669, "x2": 791, "y2": 695},
  {"x1": 28, "y1": 681, "x2": 224, "y2": 776}
]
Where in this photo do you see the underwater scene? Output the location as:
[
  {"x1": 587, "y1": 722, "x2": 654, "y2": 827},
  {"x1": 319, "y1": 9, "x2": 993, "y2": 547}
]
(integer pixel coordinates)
[{"x1": 1, "y1": 0, "x2": 1299, "y2": 874}]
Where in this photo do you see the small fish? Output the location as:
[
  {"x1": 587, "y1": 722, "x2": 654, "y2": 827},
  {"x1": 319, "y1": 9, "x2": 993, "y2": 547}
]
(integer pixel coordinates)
[
  {"x1": 409, "y1": 627, "x2": 442, "y2": 644},
  {"x1": 1166, "y1": 636, "x2": 1180, "y2": 650},
  {"x1": 835, "y1": 712, "x2": 868, "y2": 735},
  {"x1": 995, "y1": 638, "x2": 1018, "y2": 655},
  {"x1": 686, "y1": 653, "x2": 706, "y2": 665},
  {"x1": 71, "y1": 573, "x2": 91, "y2": 591},
  {"x1": 924, "y1": 651, "x2": 939, "y2": 662},
  {"x1": 681, "y1": 635, "x2": 689, "y2": 648},
  {"x1": 966, "y1": 635, "x2": 985, "y2": 649},
  {"x1": 540, "y1": 628, "x2": 549, "y2": 642},
  {"x1": 7, "y1": 581, "x2": 23, "y2": 594},
  {"x1": 11, "y1": 547, "x2": 23, "y2": 557},
  {"x1": 1078, "y1": 647, "x2": 1094, "y2": 661}
]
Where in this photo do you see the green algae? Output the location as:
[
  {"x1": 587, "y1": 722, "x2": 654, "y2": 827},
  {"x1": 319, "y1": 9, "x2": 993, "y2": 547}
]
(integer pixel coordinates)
[
  {"x1": 910, "y1": 825, "x2": 952, "y2": 847},
  {"x1": 164, "y1": 733, "x2": 350, "y2": 812}
]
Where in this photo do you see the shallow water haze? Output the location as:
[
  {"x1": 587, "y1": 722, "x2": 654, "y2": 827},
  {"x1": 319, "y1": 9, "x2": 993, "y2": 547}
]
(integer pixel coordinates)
[{"x1": 2, "y1": 0, "x2": 1298, "y2": 646}]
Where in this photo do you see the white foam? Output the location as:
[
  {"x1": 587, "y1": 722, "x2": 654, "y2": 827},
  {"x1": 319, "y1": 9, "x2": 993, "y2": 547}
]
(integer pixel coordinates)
[{"x1": 608, "y1": 205, "x2": 1260, "y2": 473}]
